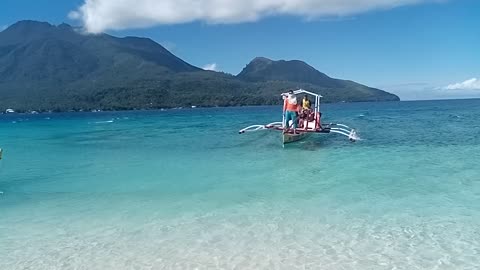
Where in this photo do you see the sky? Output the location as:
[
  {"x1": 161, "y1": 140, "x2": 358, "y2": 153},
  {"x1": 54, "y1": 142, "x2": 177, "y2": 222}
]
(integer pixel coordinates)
[{"x1": 1, "y1": 0, "x2": 479, "y2": 100}]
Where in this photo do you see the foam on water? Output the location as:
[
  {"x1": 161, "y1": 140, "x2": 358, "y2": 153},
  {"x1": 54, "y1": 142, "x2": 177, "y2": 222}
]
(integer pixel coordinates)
[{"x1": 1, "y1": 100, "x2": 480, "y2": 269}]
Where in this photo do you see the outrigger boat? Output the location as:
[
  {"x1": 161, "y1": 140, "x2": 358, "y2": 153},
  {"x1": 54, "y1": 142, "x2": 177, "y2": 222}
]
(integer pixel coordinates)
[{"x1": 239, "y1": 89, "x2": 359, "y2": 145}]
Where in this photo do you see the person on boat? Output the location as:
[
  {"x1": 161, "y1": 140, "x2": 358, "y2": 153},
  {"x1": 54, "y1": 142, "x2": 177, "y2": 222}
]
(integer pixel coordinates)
[
  {"x1": 297, "y1": 106, "x2": 305, "y2": 129},
  {"x1": 302, "y1": 95, "x2": 311, "y2": 111},
  {"x1": 314, "y1": 111, "x2": 322, "y2": 130},
  {"x1": 283, "y1": 90, "x2": 299, "y2": 133},
  {"x1": 296, "y1": 95, "x2": 312, "y2": 130}
]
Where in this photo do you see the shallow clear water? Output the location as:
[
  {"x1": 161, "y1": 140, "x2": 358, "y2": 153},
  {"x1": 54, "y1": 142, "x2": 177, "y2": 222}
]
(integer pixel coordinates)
[{"x1": 1, "y1": 100, "x2": 480, "y2": 270}]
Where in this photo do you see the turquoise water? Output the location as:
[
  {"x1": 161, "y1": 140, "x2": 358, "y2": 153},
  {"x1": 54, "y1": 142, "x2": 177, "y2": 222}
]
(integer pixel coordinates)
[{"x1": 1, "y1": 100, "x2": 480, "y2": 269}]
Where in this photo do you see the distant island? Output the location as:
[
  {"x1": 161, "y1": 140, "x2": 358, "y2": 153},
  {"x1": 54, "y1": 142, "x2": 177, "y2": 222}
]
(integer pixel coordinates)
[{"x1": 0, "y1": 20, "x2": 399, "y2": 113}]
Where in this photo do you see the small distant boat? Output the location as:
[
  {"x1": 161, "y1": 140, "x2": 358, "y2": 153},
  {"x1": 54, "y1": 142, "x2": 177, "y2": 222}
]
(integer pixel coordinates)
[
  {"x1": 5, "y1": 109, "x2": 15, "y2": 113},
  {"x1": 239, "y1": 89, "x2": 359, "y2": 146},
  {"x1": 191, "y1": 105, "x2": 197, "y2": 108}
]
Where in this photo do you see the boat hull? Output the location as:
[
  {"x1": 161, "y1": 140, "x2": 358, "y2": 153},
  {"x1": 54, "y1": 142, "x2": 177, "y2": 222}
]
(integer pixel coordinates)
[{"x1": 282, "y1": 132, "x2": 310, "y2": 144}]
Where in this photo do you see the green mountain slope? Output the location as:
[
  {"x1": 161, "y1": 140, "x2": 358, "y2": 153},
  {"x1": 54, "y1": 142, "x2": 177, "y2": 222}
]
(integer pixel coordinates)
[
  {"x1": 0, "y1": 20, "x2": 399, "y2": 112},
  {"x1": 237, "y1": 57, "x2": 399, "y2": 102}
]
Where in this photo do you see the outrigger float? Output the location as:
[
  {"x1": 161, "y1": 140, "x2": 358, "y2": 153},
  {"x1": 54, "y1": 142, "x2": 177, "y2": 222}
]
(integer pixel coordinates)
[{"x1": 239, "y1": 89, "x2": 359, "y2": 145}]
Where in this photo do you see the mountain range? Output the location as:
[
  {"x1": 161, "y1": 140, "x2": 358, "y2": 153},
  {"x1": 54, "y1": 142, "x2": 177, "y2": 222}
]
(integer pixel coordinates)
[{"x1": 0, "y1": 20, "x2": 399, "y2": 112}]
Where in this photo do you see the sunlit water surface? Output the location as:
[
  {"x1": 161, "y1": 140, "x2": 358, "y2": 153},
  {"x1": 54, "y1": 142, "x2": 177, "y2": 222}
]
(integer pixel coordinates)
[{"x1": 1, "y1": 100, "x2": 479, "y2": 269}]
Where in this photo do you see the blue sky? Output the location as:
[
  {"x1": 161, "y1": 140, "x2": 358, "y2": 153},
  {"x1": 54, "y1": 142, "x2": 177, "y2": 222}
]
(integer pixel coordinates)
[{"x1": 1, "y1": 0, "x2": 479, "y2": 100}]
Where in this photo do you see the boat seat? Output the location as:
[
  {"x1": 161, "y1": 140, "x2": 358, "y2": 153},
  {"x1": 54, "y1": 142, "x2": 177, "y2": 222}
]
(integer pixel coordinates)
[{"x1": 304, "y1": 121, "x2": 317, "y2": 130}]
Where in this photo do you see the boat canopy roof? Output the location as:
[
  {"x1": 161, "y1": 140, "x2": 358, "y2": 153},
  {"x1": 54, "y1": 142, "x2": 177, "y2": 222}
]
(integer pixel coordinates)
[{"x1": 281, "y1": 89, "x2": 322, "y2": 98}]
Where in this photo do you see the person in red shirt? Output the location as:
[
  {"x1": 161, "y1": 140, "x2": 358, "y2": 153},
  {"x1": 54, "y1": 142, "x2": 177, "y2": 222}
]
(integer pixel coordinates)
[{"x1": 283, "y1": 90, "x2": 299, "y2": 133}]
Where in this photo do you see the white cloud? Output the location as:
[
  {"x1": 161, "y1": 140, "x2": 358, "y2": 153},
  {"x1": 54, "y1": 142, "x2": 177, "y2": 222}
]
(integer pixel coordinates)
[
  {"x1": 444, "y1": 78, "x2": 480, "y2": 91},
  {"x1": 70, "y1": 0, "x2": 434, "y2": 33},
  {"x1": 202, "y1": 63, "x2": 218, "y2": 71}
]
